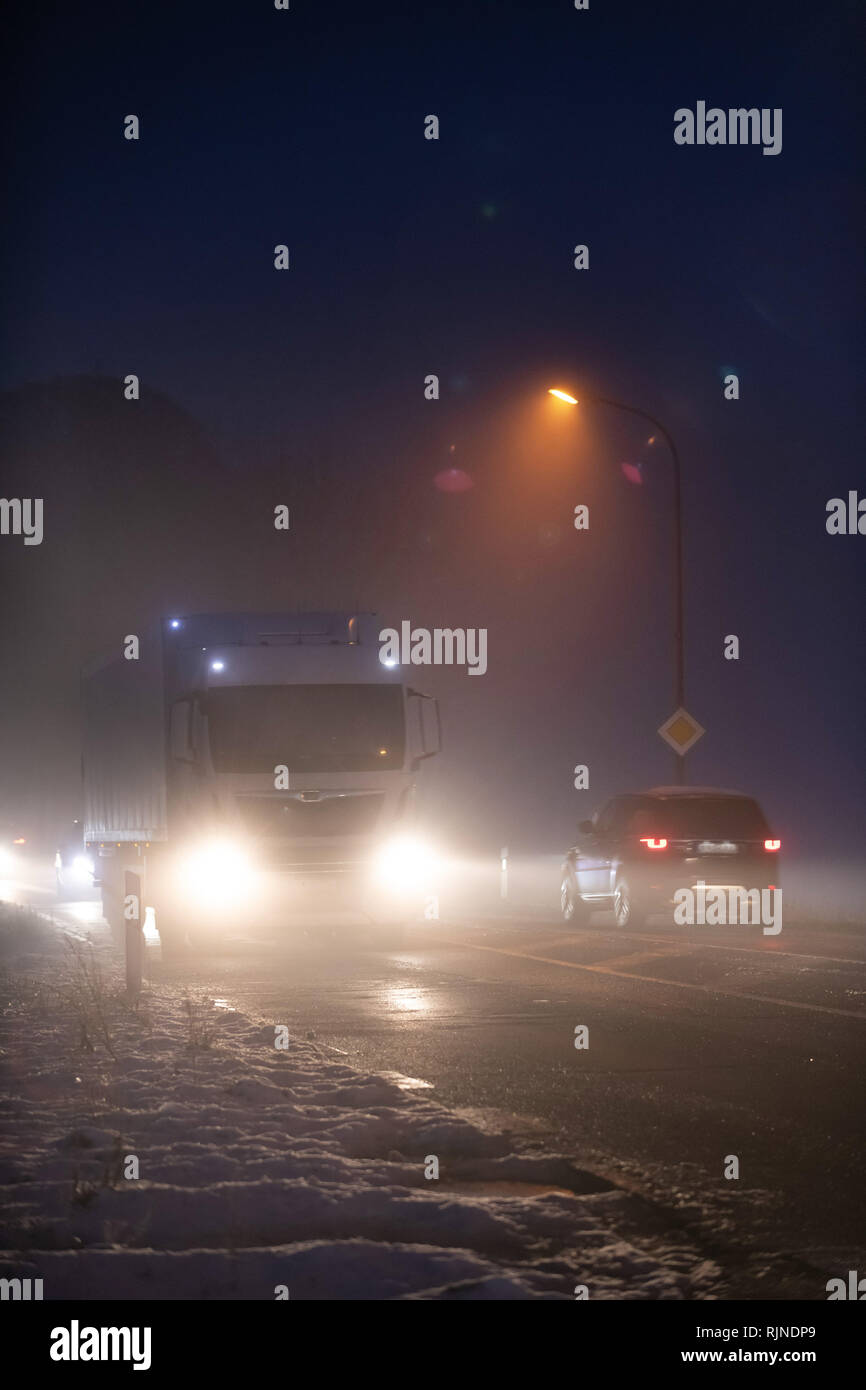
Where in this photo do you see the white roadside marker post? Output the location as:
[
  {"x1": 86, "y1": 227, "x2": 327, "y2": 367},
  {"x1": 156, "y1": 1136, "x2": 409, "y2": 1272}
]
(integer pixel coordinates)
[{"x1": 124, "y1": 868, "x2": 143, "y2": 998}]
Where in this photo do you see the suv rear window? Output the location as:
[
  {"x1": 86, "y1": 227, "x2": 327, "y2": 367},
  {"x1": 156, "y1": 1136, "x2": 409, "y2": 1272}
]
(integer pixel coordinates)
[{"x1": 627, "y1": 796, "x2": 769, "y2": 839}]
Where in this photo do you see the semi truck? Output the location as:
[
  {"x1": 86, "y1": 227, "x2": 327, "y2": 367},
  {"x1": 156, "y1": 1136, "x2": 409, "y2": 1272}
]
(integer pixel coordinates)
[{"x1": 82, "y1": 612, "x2": 441, "y2": 951}]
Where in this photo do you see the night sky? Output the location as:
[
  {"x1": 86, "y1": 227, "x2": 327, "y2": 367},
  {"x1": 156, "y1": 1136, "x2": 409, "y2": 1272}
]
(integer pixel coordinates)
[{"x1": 0, "y1": 0, "x2": 863, "y2": 860}]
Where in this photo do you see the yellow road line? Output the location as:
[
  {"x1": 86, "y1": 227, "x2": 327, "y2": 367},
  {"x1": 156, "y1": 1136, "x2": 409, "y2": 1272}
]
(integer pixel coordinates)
[
  {"x1": 437, "y1": 937, "x2": 866, "y2": 1022},
  {"x1": 446, "y1": 920, "x2": 866, "y2": 968}
]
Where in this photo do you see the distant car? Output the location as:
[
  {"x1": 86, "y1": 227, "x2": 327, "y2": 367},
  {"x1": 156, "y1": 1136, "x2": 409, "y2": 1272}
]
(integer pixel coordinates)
[
  {"x1": 0, "y1": 832, "x2": 29, "y2": 877},
  {"x1": 560, "y1": 786, "x2": 780, "y2": 928},
  {"x1": 55, "y1": 819, "x2": 93, "y2": 894}
]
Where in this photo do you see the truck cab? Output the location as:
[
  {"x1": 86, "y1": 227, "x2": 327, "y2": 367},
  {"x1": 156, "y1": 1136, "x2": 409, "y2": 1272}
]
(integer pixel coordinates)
[{"x1": 84, "y1": 612, "x2": 440, "y2": 950}]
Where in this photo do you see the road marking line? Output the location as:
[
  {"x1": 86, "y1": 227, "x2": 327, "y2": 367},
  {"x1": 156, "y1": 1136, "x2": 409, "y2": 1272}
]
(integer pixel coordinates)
[
  {"x1": 586, "y1": 948, "x2": 688, "y2": 972},
  {"x1": 445, "y1": 921, "x2": 866, "y2": 968},
  {"x1": 438, "y1": 939, "x2": 866, "y2": 1021},
  {"x1": 622, "y1": 931, "x2": 866, "y2": 969}
]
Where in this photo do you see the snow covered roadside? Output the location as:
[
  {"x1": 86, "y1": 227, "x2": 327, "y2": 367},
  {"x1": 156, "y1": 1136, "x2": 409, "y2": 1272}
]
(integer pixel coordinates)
[{"x1": 0, "y1": 904, "x2": 721, "y2": 1300}]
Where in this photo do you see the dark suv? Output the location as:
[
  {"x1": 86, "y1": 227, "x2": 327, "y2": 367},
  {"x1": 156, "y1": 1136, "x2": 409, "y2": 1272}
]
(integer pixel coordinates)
[{"x1": 561, "y1": 786, "x2": 780, "y2": 928}]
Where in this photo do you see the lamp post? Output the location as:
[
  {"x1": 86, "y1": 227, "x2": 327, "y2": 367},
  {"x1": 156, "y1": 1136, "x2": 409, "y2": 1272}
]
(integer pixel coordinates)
[{"x1": 549, "y1": 387, "x2": 686, "y2": 783}]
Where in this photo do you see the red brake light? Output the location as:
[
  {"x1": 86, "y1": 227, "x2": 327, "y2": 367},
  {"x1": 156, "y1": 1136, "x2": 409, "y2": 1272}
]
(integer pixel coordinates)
[
  {"x1": 640, "y1": 837, "x2": 668, "y2": 850},
  {"x1": 764, "y1": 839, "x2": 780, "y2": 851}
]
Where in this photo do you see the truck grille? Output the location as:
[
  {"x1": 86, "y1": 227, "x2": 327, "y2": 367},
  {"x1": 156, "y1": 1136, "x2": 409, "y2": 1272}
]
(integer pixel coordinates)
[
  {"x1": 258, "y1": 841, "x2": 366, "y2": 873},
  {"x1": 235, "y1": 792, "x2": 385, "y2": 838}
]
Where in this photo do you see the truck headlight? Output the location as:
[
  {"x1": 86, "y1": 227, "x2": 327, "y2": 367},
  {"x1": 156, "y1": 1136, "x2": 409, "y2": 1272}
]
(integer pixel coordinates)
[
  {"x1": 177, "y1": 840, "x2": 255, "y2": 907},
  {"x1": 373, "y1": 836, "x2": 438, "y2": 894},
  {"x1": 71, "y1": 854, "x2": 95, "y2": 881}
]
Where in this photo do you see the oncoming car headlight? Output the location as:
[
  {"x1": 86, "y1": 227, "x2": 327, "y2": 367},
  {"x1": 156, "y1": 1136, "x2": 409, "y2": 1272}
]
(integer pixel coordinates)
[
  {"x1": 176, "y1": 840, "x2": 255, "y2": 907},
  {"x1": 372, "y1": 836, "x2": 439, "y2": 894}
]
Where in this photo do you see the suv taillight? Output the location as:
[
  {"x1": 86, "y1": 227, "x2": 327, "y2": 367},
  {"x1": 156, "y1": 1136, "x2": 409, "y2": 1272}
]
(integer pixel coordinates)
[
  {"x1": 764, "y1": 839, "x2": 781, "y2": 851},
  {"x1": 639, "y1": 837, "x2": 668, "y2": 850}
]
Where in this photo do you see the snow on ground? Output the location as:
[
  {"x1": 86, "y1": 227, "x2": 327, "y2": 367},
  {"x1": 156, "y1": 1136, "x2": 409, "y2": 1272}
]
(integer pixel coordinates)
[{"x1": 0, "y1": 903, "x2": 721, "y2": 1299}]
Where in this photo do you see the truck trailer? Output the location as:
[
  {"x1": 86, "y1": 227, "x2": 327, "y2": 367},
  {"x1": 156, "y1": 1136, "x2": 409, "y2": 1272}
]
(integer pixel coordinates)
[{"x1": 81, "y1": 612, "x2": 441, "y2": 951}]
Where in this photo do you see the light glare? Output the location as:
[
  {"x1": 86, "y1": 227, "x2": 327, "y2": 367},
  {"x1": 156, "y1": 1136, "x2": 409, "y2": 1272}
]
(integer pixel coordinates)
[
  {"x1": 373, "y1": 836, "x2": 438, "y2": 894},
  {"x1": 177, "y1": 839, "x2": 255, "y2": 907}
]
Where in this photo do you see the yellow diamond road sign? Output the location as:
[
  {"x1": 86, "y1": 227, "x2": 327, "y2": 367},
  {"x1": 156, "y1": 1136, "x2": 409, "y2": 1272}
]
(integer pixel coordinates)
[{"x1": 658, "y1": 707, "x2": 705, "y2": 756}]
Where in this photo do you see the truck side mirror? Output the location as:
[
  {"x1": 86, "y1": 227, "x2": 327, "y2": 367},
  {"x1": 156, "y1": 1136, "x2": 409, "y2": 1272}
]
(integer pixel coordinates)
[
  {"x1": 407, "y1": 691, "x2": 441, "y2": 764},
  {"x1": 169, "y1": 700, "x2": 195, "y2": 762},
  {"x1": 420, "y1": 696, "x2": 441, "y2": 757}
]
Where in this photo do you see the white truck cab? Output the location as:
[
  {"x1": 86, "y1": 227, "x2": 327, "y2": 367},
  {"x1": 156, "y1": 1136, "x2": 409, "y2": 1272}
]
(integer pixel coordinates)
[{"x1": 83, "y1": 612, "x2": 440, "y2": 949}]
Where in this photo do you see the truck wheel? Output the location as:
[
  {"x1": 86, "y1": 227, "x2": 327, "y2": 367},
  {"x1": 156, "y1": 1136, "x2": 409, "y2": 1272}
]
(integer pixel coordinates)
[
  {"x1": 100, "y1": 868, "x2": 125, "y2": 939},
  {"x1": 155, "y1": 911, "x2": 189, "y2": 959},
  {"x1": 185, "y1": 925, "x2": 226, "y2": 953},
  {"x1": 159, "y1": 933, "x2": 188, "y2": 961}
]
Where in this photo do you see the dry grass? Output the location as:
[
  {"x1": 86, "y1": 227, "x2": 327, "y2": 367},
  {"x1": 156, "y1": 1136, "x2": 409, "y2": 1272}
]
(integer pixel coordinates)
[
  {"x1": 45, "y1": 938, "x2": 124, "y2": 1059},
  {"x1": 182, "y1": 992, "x2": 217, "y2": 1055}
]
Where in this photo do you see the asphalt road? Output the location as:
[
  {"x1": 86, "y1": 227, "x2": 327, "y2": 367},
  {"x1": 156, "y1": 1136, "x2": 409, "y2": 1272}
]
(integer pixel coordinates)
[
  {"x1": 6, "y1": 859, "x2": 866, "y2": 1298},
  {"x1": 168, "y1": 908, "x2": 866, "y2": 1297}
]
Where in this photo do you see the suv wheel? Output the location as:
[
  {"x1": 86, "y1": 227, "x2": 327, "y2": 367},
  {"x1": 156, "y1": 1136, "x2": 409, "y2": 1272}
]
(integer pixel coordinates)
[
  {"x1": 613, "y1": 877, "x2": 646, "y2": 929},
  {"x1": 561, "y1": 875, "x2": 588, "y2": 925}
]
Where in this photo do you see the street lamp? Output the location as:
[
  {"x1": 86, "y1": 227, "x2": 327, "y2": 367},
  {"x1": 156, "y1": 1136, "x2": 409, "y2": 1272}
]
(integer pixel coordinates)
[{"x1": 548, "y1": 386, "x2": 686, "y2": 783}]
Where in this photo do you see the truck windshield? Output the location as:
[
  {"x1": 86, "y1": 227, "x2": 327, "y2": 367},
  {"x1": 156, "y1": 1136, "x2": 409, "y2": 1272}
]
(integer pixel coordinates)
[{"x1": 205, "y1": 684, "x2": 405, "y2": 773}]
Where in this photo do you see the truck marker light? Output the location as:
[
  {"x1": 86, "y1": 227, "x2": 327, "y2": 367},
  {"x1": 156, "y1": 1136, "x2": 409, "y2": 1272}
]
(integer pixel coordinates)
[
  {"x1": 640, "y1": 837, "x2": 668, "y2": 850},
  {"x1": 764, "y1": 839, "x2": 781, "y2": 851}
]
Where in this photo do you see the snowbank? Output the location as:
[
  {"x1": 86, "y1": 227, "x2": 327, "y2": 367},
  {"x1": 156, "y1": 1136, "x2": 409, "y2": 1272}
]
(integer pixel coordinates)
[{"x1": 0, "y1": 909, "x2": 719, "y2": 1299}]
